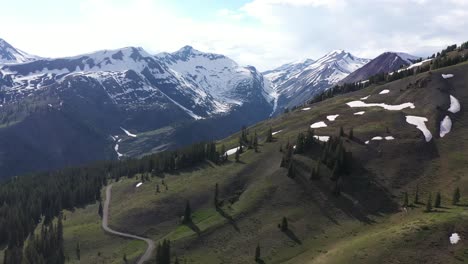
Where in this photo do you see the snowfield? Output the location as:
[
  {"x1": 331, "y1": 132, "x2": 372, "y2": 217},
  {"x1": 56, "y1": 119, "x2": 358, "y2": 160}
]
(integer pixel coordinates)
[
  {"x1": 379, "y1": 89, "x2": 390, "y2": 94},
  {"x1": 136, "y1": 182, "x2": 143, "y2": 188},
  {"x1": 442, "y1": 74, "x2": 454, "y2": 79},
  {"x1": 360, "y1": 95, "x2": 370, "y2": 100},
  {"x1": 120, "y1": 127, "x2": 137, "y2": 137},
  {"x1": 302, "y1": 107, "x2": 311, "y2": 111},
  {"x1": 448, "y1": 95, "x2": 461, "y2": 113},
  {"x1": 354, "y1": 111, "x2": 365, "y2": 115},
  {"x1": 310, "y1": 121, "x2": 327, "y2": 128},
  {"x1": 326, "y1": 115, "x2": 339, "y2": 121},
  {"x1": 385, "y1": 136, "x2": 395, "y2": 140},
  {"x1": 439, "y1": 116, "x2": 452, "y2": 138},
  {"x1": 347, "y1": 101, "x2": 415, "y2": 111},
  {"x1": 405, "y1": 116, "x2": 432, "y2": 142}
]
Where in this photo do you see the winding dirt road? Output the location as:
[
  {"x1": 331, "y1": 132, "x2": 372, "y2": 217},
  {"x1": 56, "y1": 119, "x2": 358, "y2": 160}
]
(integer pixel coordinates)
[{"x1": 102, "y1": 184, "x2": 155, "y2": 264}]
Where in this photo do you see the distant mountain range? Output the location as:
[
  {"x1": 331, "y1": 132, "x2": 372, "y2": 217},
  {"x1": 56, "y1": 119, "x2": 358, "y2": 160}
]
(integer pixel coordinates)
[{"x1": 0, "y1": 38, "x2": 420, "y2": 178}]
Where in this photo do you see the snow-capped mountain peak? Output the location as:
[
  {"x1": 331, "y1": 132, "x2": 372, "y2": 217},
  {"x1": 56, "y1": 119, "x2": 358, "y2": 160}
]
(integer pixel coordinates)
[
  {"x1": 264, "y1": 50, "x2": 370, "y2": 114},
  {"x1": 340, "y1": 51, "x2": 421, "y2": 84},
  {"x1": 0, "y1": 38, "x2": 39, "y2": 64},
  {"x1": 156, "y1": 46, "x2": 273, "y2": 109}
]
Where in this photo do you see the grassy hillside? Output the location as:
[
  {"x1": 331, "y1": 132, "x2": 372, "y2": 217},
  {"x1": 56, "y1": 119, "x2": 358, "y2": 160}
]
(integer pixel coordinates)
[{"x1": 64, "y1": 62, "x2": 468, "y2": 263}]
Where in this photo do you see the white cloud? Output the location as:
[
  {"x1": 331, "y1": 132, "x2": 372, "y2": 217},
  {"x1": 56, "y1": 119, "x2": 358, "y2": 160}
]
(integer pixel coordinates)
[{"x1": 0, "y1": 0, "x2": 467, "y2": 71}]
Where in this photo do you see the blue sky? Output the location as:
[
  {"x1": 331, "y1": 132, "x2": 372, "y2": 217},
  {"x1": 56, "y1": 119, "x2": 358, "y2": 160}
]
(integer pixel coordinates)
[{"x1": 1, "y1": 0, "x2": 467, "y2": 70}]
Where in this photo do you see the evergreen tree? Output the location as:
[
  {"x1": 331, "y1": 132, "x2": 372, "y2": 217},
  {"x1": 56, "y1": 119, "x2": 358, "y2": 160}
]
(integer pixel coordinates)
[
  {"x1": 174, "y1": 256, "x2": 180, "y2": 264},
  {"x1": 403, "y1": 192, "x2": 409, "y2": 207},
  {"x1": 220, "y1": 145, "x2": 226, "y2": 162},
  {"x1": 98, "y1": 200, "x2": 103, "y2": 219},
  {"x1": 76, "y1": 241, "x2": 80, "y2": 261},
  {"x1": 295, "y1": 133, "x2": 305, "y2": 154},
  {"x1": 349, "y1": 128, "x2": 354, "y2": 140},
  {"x1": 281, "y1": 217, "x2": 288, "y2": 232},
  {"x1": 453, "y1": 187, "x2": 461, "y2": 205},
  {"x1": 425, "y1": 194, "x2": 432, "y2": 212},
  {"x1": 214, "y1": 183, "x2": 219, "y2": 208},
  {"x1": 235, "y1": 149, "x2": 240, "y2": 163},
  {"x1": 183, "y1": 201, "x2": 192, "y2": 224},
  {"x1": 435, "y1": 192, "x2": 441, "y2": 208},
  {"x1": 414, "y1": 185, "x2": 420, "y2": 204},
  {"x1": 156, "y1": 239, "x2": 171, "y2": 264},
  {"x1": 253, "y1": 132, "x2": 259, "y2": 152},
  {"x1": 156, "y1": 184, "x2": 160, "y2": 193},
  {"x1": 339, "y1": 126, "x2": 344, "y2": 137},
  {"x1": 255, "y1": 244, "x2": 261, "y2": 262},
  {"x1": 123, "y1": 253, "x2": 128, "y2": 264},
  {"x1": 266, "y1": 127, "x2": 273, "y2": 143},
  {"x1": 287, "y1": 162, "x2": 295, "y2": 178}
]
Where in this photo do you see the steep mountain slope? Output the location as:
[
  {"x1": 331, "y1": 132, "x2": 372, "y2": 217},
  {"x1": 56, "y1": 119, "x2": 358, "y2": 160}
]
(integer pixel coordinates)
[
  {"x1": 265, "y1": 50, "x2": 369, "y2": 114},
  {"x1": 54, "y1": 60, "x2": 468, "y2": 264},
  {"x1": 0, "y1": 41, "x2": 273, "y2": 178},
  {"x1": 0, "y1": 38, "x2": 39, "y2": 64},
  {"x1": 341, "y1": 52, "x2": 421, "y2": 84}
]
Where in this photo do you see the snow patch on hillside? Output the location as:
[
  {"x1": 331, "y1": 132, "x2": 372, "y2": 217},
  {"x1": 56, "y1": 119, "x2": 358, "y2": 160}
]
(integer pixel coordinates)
[
  {"x1": 314, "y1": 135, "x2": 330, "y2": 142},
  {"x1": 225, "y1": 146, "x2": 240, "y2": 156},
  {"x1": 448, "y1": 95, "x2": 460, "y2": 113},
  {"x1": 354, "y1": 111, "x2": 365, "y2": 115},
  {"x1": 405, "y1": 116, "x2": 432, "y2": 142},
  {"x1": 326, "y1": 115, "x2": 339, "y2": 121},
  {"x1": 310, "y1": 121, "x2": 327, "y2": 128},
  {"x1": 450, "y1": 233, "x2": 460, "y2": 244},
  {"x1": 272, "y1": 130, "x2": 282, "y2": 135},
  {"x1": 440, "y1": 116, "x2": 452, "y2": 138},
  {"x1": 379, "y1": 89, "x2": 390, "y2": 94},
  {"x1": 347, "y1": 101, "x2": 415, "y2": 111},
  {"x1": 442, "y1": 74, "x2": 454, "y2": 79}
]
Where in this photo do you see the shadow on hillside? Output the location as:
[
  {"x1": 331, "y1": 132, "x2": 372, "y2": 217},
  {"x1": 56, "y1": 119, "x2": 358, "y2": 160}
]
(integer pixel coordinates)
[
  {"x1": 185, "y1": 221, "x2": 201, "y2": 236},
  {"x1": 284, "y1": 229, "x2": 302, "y2": 244},
  {"x1": 216, "y1": 207, "x2": 240, "y2": 232}
]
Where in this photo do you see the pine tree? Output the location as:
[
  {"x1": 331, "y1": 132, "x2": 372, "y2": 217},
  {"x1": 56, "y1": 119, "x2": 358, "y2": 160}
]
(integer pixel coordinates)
[
  {"x1": 287, "y1": 163, "x2": 295, "y2": 178},
  {"x1": 214, "y1": 183, "x2": 219, "y2": 208},
  {"x1": 239, "y1": 141, "x2": 243, "y2": 154},
  {"x1": 281, "y1": 217, "x2": 288, "y2": 232},
  {"x1": 435, "y1": 192, "x2": 441, "y2": 208},
  {"x1": 156, "y1": 184, "x2": 160, "y2": 193},
  {"x1": 220, "y1": 145, "x2": 226, "y2": 162},
  {"x1": 76, "y1": 241, "x2": 80, "y2": 261},
  {"x1": 98, "y1": 200, "x2": 103, "y2": 218},
  {"x1": 174, "y1": 256, "x2": 180, "y2": 264},
  {"x1": 266, "y1": 127, "x2": 273, "y2": 143},
  {"x1": 403, "y1": 192, "x2": 409, "y2": 207},
  {"x1": 235, "y1": 149, "x2": 240, "y2": 163},
  {"x1": 255, "y1": 244, "x2": 261, "y2": 262},
  {"x1": 349, "y1": 128, "x2": 354, "y2": 140},
  {"x1": 425, "y1": 193, "x2": 432, "y2": 212},
  {"x1": 339, "y1": 126, "x2": 344, "y2": 137},
  {"x1": 183, "y1": 200, "x2": 192, "y2": 224},
  {"x1": 414, "y1": 185, "x2": 419, "y2": 204},
  {"x1": 453, "y1": 187, "x2": 461, "y2": 205},
  {"x1": 123, "y1": 253, "x2": 128, "y2": 264},
  {"x1": 254, "y1": 132, "x2": 259, "y2": 152}
]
